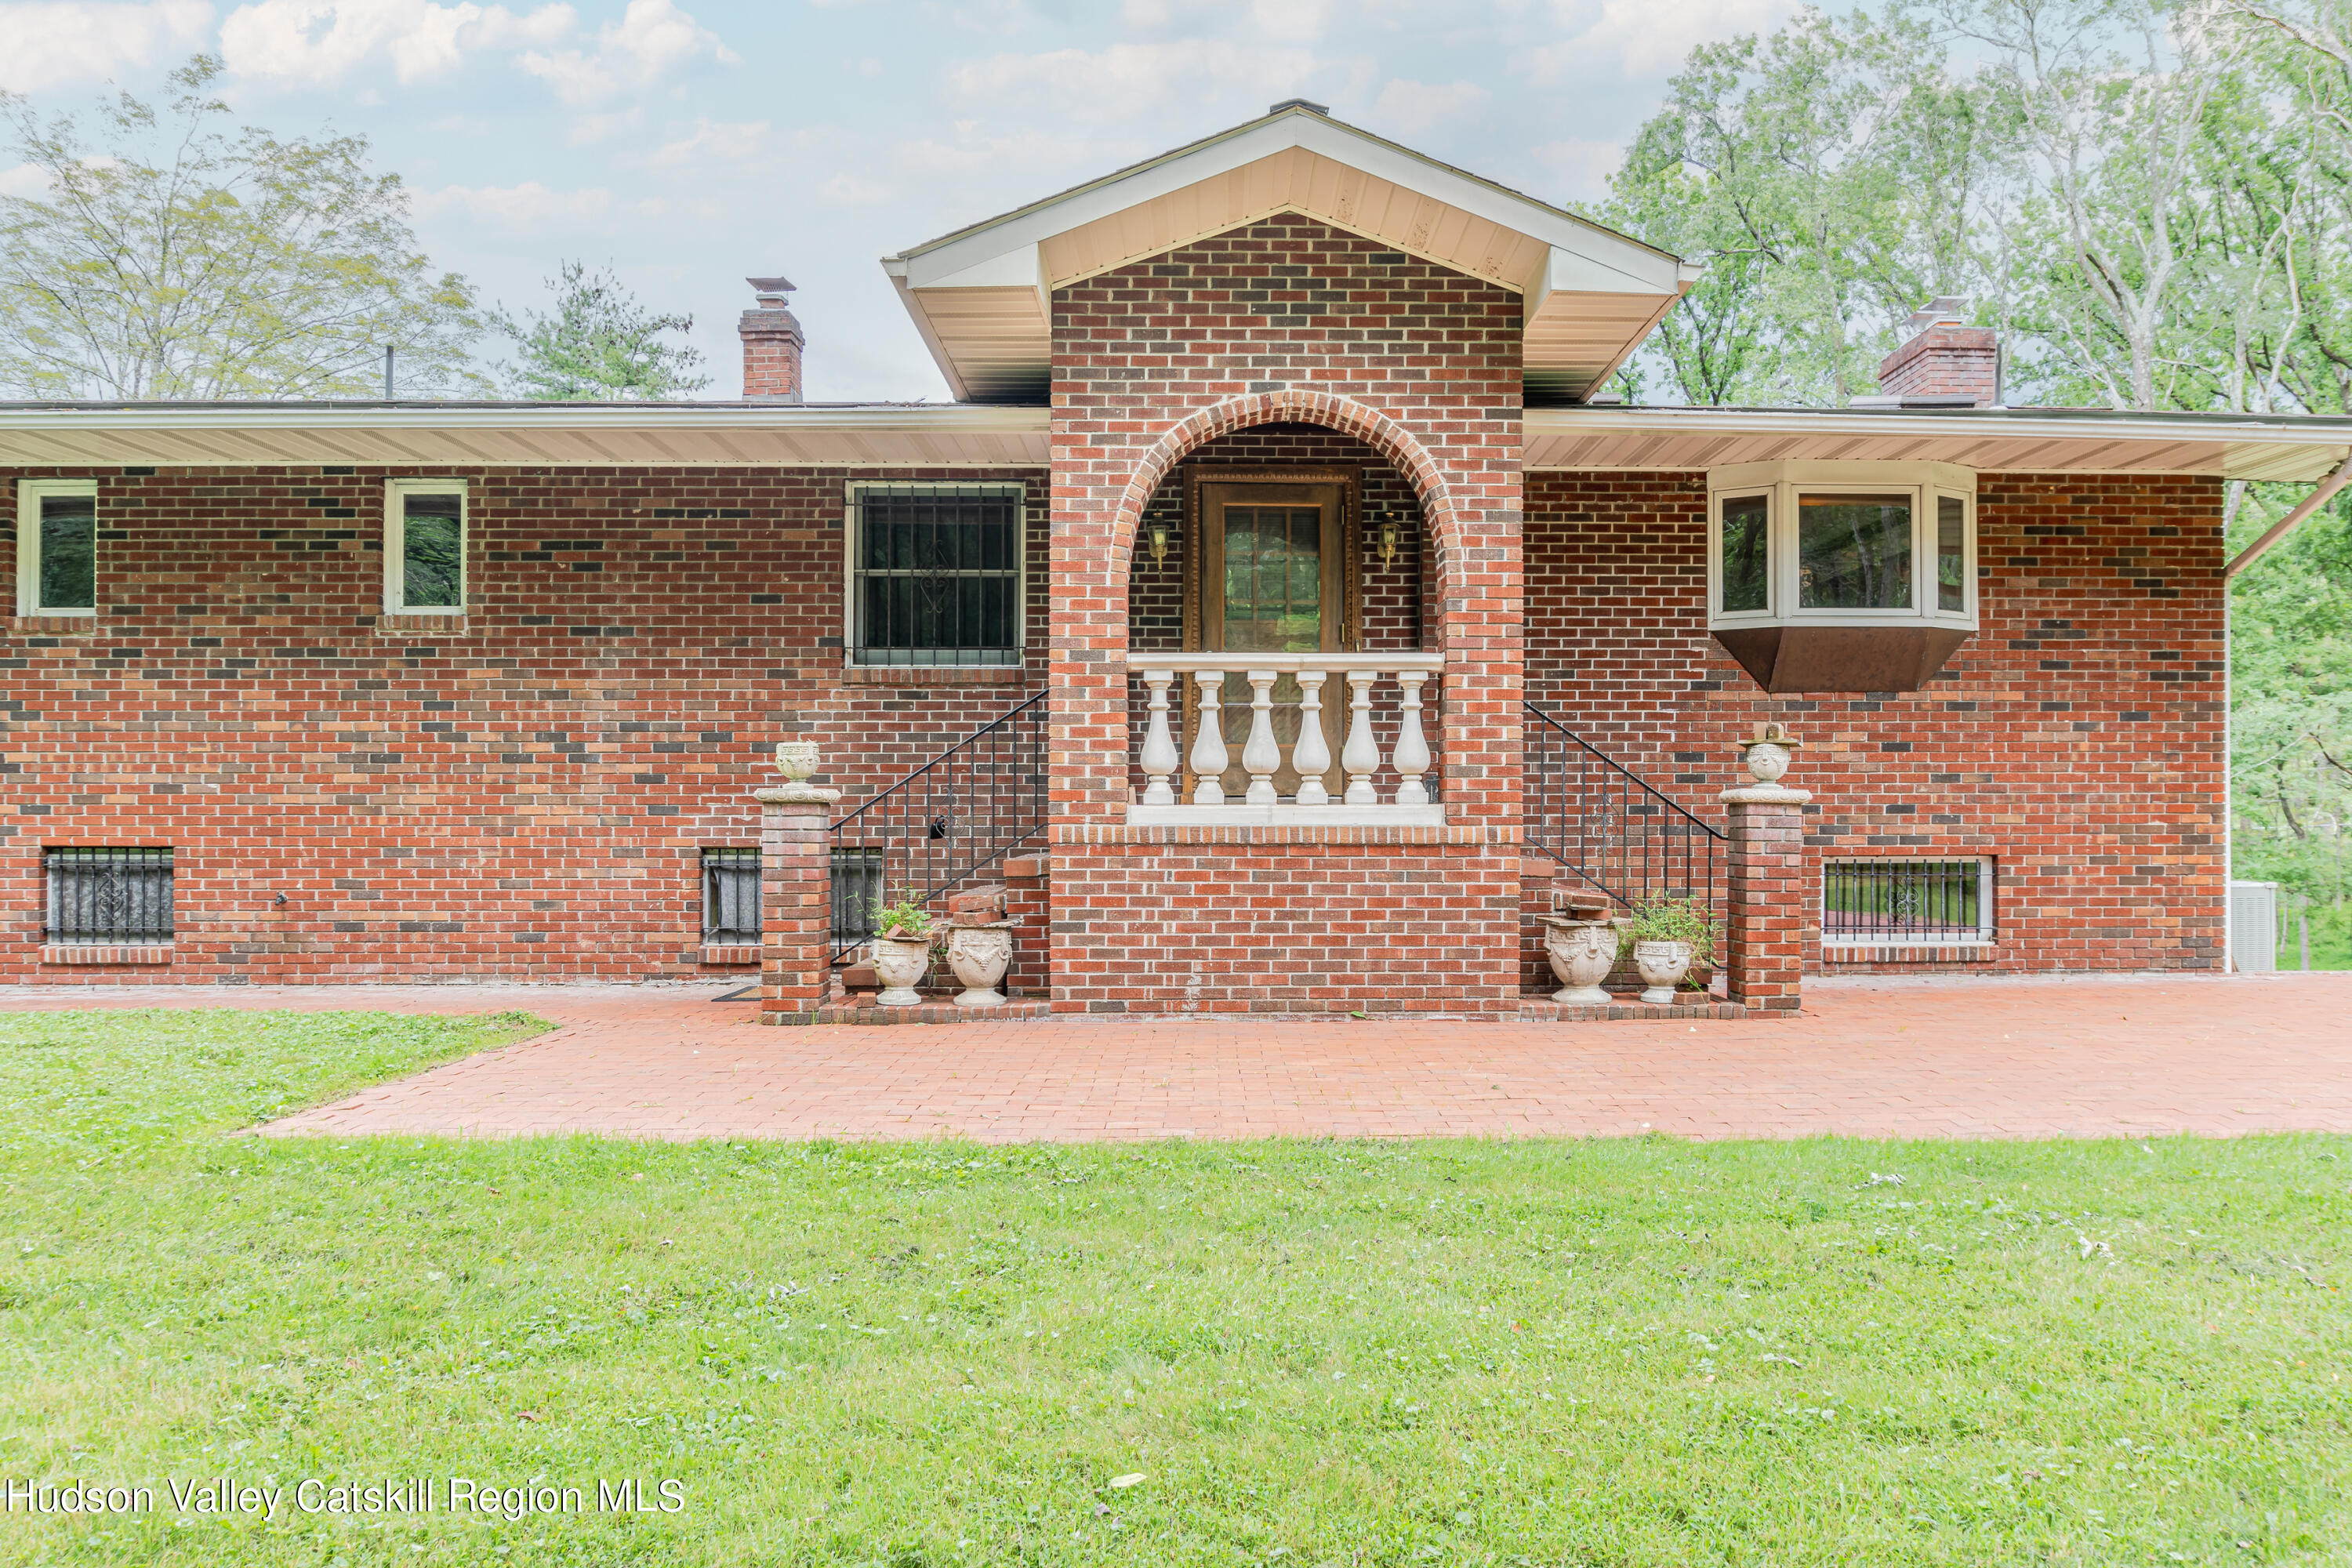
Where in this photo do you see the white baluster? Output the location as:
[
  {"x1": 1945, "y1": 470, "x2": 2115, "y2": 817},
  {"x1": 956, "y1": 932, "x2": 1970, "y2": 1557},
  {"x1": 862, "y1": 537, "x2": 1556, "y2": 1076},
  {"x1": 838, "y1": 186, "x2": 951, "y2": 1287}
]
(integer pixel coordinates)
[
  {"x1": 1138, "y1": 669, "x2": 1178, "y2": 806},
  {"x1": 1291, "y1": 668, "x2": 1330, "y2": 805},
  {"x1": 1188, "y1": 669, "x2": 1228, "y2": 804},
  {"x1": 1341, "y1": 669, "x2": 1381, "y2": 805},
  {"x1": 1241, "y1": 669, "x2": 1281, "y2": 805},
  {"x1": 1392, "y1": 669, "x2": 1431, "y2": 806}
]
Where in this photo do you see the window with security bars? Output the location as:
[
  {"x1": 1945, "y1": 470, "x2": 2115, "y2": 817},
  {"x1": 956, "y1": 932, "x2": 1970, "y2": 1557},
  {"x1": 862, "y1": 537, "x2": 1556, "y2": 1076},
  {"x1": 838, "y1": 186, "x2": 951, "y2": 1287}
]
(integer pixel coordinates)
[
  {"x1": 701, "y1": 848, "x2": 761, "y2": 943},
  {"x1": 831, "y1": 847, "x2": 883, "y2": 946},
  {"x1": 850, "y1": 483, "x2": 1023, "y2": 665},
  {"x1": 45, "y1": 848, "x2": 174, "y2": 943},
  {"x1": 1823, "y1": 858, "x2": 1994, "y2": 946}
]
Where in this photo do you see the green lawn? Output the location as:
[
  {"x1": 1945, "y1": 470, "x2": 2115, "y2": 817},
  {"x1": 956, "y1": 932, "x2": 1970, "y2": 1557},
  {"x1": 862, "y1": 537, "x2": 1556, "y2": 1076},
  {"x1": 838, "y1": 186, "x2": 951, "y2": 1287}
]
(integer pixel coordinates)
[{"x1": 2, "y1": 1009, "x2": 2347, "y2": 1566}]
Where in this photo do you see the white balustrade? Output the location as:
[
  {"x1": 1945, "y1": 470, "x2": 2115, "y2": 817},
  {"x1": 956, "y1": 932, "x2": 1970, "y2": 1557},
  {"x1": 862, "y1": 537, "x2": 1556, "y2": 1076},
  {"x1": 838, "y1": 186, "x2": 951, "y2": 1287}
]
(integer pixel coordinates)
[{"x1": 1127, "y1": 652, "x2": 1444, "y2": 825}]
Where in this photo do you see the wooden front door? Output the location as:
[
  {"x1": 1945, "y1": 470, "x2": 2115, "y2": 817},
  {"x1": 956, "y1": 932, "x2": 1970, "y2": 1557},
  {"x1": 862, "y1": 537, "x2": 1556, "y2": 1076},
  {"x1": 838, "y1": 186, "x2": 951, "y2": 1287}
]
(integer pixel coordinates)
[{"x1": 1185, "y1": 473, "x2": 1356, "y2": 800}]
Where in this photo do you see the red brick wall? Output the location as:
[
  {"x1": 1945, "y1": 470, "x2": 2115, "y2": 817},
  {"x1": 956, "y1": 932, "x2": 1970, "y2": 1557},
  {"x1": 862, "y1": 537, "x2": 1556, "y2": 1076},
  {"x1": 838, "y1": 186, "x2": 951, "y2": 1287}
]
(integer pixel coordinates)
[
  {"x1": 1054, "y1": 829, "x2": 1522, "y2": 1014},
  {"x1": 1047, "y1": 212, "x2": 1525, "y2": 1012},
  {"x1": 0, "y1": 464, "x2": 1045, "y2": 983},
  {"x1": 1523, "y1": 469, "x2": 2228, "y2": 974}
]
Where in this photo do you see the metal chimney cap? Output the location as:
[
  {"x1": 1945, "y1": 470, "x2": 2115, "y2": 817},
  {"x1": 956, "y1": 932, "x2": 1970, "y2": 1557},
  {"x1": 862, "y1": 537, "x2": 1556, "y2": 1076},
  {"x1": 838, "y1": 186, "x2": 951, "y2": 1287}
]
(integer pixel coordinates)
[
  {"x1": 1268, "y1": 98, "x2": 1330, "y2": 116},
  {"x1": 1905, "y1": 295, "x2": 1971, "y2": 333},
  {"x1": 747, "y1": 276, "x2": 796, "y2": 298}
]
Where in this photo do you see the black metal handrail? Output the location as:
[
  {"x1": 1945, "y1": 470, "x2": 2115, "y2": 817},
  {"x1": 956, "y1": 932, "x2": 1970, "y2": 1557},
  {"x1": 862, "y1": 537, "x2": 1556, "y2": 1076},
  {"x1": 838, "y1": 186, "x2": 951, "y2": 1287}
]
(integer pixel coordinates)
[
  {"x1": 827, "y1": 691, "x2": 1047, "y2": 956},
  {"x1": 1524, "y1": 701, "x2": 1725, "y2": 924}
]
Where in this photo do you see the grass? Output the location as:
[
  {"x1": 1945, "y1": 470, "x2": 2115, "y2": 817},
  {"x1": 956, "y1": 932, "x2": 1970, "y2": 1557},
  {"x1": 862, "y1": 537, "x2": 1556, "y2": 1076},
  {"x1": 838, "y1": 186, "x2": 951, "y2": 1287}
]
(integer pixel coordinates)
[
  {"x1": 2278, "y1": 901, "x2": 2352, "y2": 970},
  {"x1": 2, "y1": 1010, "x2": 2348, "y2": 1566}
]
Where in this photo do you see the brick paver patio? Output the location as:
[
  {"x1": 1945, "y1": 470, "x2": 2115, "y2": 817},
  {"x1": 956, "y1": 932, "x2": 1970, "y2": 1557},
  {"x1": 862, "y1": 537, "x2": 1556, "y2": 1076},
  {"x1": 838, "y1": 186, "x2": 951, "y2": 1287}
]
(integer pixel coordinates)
[{"x1": 6, "y1": 971, "x2": 2349, "y2": 1142}]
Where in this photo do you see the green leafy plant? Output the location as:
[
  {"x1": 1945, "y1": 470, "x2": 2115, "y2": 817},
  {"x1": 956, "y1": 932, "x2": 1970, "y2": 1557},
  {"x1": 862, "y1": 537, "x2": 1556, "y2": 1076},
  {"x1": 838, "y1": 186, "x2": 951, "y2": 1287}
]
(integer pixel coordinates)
[
  {"x1": 1621, "y1": 895, "x2": 1717, "y2": 968},
  {"x1": 869, "y1": 891, "x2": 935, "y2": 942}
]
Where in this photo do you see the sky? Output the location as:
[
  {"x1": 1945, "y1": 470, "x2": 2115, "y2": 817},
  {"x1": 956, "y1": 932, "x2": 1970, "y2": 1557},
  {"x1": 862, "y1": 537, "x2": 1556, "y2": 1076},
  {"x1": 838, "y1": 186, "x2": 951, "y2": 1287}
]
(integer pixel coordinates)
[{"x1": 0, "y1": 0, "x2": 1804, "y2": 401}]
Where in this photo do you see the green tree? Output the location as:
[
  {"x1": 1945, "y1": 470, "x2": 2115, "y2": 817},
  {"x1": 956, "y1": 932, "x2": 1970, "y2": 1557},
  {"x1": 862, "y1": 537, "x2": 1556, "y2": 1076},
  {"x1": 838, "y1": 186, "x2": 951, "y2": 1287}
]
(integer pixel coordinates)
[
  {"x1": 1602, "y1": 9, "x2": 1997, "y2": 405},
  {"x1": 491, "y1": 260, "x2": 710, "y2": 401},
  {"x1": 0, "y1": 56, "x2": 482, "y2": 399}
]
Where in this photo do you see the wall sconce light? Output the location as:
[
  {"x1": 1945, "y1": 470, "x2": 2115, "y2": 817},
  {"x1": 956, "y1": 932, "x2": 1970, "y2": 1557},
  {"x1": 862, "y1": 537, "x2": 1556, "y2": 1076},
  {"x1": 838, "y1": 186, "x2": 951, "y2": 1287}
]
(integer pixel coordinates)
[
  {"x1": 1376, "y1": 512, "x2": 1400, "y2": 568},
  {"x1": 1148, "y1": 519, "x2": 1171, "y2": 566}
]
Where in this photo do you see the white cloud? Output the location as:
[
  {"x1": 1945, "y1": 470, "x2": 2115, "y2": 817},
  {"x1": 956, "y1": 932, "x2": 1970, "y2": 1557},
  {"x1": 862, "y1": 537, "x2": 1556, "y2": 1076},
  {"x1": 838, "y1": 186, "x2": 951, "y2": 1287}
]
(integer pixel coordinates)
[
  {"x1": 0, "y1": 1, "x2": 214, "y2": 93},
  {"x1": 619, "y1": 116, "x2": 768, "y2": 171},
  {"x1": 1530, "y1": 136, "x2": 1624, "y2": 201},
  {"x1": 1120, "y1": 0, "x2": 1340, "y2": 44},
  {"x1": 219, "y1": 0, "x2": 573, "y2": 85},
  {"x1": 948, "y1": 38, "x2": 1354, "y2": 129},
  {"x1": 1368, "y1": 78, "x2": 1486, "y2": 138},
  {"x1": 1533, "y1": 0, "x2": 1802, "y2": 78},
  {"x1": 0, "y1": 161, "x2": 56, "y2": 197},
  {"x1": 414, "y1": 179, "x2": 620, "y2": 231},
  {"x1": 518, "y1": 0, "x2": 734, "y2": 105}
]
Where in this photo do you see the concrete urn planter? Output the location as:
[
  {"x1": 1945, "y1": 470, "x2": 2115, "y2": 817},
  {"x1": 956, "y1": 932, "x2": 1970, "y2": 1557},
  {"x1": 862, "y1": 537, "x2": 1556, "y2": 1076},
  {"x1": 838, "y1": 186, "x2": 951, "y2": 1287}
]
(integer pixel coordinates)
[
  {"x1": 1541, "y1": 918, "x2": 1617, "y2": 1005},
  {"x1": 869, "y1": 933, "x2": 935, "y2": 1007},
  {"x1": 946, "y1": 923, "x2": 1014, "y2": 1007},
  {"x1": 1633, "y1": 939, "x2": 1693, "y2": 1005}
]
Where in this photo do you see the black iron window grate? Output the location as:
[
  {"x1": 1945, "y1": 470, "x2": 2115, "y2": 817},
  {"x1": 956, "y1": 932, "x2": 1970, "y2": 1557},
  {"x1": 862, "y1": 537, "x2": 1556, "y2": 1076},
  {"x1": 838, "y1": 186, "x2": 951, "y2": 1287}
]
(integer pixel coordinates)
[
  {"x1": 45, "y1": 848, "x2": 173, "y2": 943},
  {"x1": 701, "y1": 848, "x2": 760, "y2": 943},
  {"x1": 831, "y1": 848, "x2": 884, "y2": 947},
  {"x1": 852, "y1": 484, "x2": 1023, "y2": 666},
  {"x1": 1824, "y1": 858, "x2": 1993, "y2": 944}
]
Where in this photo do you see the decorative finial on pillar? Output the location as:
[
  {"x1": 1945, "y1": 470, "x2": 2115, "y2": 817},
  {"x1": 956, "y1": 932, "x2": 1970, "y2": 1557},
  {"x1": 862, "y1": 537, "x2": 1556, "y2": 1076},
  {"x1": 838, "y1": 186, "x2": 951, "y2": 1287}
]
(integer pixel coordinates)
[
  {"x1": 757, "y1": 737, "x2": 840, "y2": 806},
  {"x1": 1722, "y1": 721, "x2": 1811, "y2": 804}
]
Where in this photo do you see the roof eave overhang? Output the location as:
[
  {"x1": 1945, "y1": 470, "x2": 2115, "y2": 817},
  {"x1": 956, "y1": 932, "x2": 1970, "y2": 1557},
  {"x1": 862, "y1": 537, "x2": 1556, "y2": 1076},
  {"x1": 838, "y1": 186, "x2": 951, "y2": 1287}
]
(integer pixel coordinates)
[
  {"x1": 1523, "y1": 405, "x2": 2352, "y2": 482},
  {"x1": 0, "y1": 403, "x2": 1053, "y2": 468}
]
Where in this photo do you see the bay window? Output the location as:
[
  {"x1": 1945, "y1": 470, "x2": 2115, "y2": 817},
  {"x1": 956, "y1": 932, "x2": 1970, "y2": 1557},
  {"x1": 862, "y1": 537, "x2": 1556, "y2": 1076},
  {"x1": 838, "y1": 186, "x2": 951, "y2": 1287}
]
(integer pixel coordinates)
[{"x1": 1706, "y1": 461, "x2": 1977, "y2": 692}]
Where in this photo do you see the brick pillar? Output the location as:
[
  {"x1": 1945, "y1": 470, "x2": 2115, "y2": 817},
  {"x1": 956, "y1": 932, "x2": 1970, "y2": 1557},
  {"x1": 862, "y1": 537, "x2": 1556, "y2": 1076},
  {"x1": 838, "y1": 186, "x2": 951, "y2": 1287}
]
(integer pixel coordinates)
[
  {"x1": 1001, "y1": 853, "x2": 1050, "y2": 1000},
  {"x1": 1719, "y1": 728, "x2": 1812, "y2": 1014},
  {"x1": 753, "y1": 757, "x2": 838, "y2": 1023}
]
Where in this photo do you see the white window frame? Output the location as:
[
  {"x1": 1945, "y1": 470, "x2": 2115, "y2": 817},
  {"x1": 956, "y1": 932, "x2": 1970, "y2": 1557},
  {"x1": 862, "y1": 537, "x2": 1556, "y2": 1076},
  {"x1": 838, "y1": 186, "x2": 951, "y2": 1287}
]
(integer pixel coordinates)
[
  {"x1": 15, "y1": 477, "x2": 100, "y2": 618},
  {"x1": 383, "y1": 478, "x2": 469, "y2": 615},
  {"x1": 842, "y1": 480, "x2": 1028, "y2": 667},
  {"x1": 1707, "y1": 461, "x2": 1976, "y2": 632},
  {"x1": 1820, "y1": 855, "x2": 1996, "y2": 952}
]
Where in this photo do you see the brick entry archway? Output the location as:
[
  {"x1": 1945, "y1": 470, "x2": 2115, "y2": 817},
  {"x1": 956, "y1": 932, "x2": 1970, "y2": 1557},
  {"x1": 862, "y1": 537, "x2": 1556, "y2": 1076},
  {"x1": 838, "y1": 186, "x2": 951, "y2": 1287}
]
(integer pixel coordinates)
[{"x1": 1044, "y1": 212, "x2": 1526, "y2": 1014}]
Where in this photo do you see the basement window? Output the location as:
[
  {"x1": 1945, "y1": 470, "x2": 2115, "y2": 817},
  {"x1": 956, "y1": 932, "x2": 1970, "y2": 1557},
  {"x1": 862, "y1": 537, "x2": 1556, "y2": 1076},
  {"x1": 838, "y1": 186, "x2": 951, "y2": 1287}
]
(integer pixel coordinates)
[
  {"x1": 45, "y1": 848, "x2": 174, "y2": 944},
  {"x1": 701, "y1": 848, "x2": 761, "y2": 943},
  {"x1": 384, "y1": 479, "x2": 467, "y2": 614},
  {"x1": 15, "y1": 479, "x2": 98, "y2": 617},
  {"x1": 1821, "y1": 858, "x2": 1993, "y2": 949},
  {"x1": 847, "y1": 482, "x2": 1024, "y2": 666}
]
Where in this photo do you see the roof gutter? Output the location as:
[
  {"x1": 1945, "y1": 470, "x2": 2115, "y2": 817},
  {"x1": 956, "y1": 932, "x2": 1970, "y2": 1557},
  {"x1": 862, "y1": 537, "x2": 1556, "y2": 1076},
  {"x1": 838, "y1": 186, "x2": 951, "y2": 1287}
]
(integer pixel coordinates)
[{"x1": 2223, "y1": 448, "x2": 2352, "y2": 578}]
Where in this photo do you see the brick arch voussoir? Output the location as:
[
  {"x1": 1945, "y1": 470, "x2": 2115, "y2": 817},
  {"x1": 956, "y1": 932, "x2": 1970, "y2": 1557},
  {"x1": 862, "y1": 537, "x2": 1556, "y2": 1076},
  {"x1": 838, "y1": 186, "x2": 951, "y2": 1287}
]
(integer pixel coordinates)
[{"x1": 1107, "y1": 390, "x2": 1464, "y2": 589}]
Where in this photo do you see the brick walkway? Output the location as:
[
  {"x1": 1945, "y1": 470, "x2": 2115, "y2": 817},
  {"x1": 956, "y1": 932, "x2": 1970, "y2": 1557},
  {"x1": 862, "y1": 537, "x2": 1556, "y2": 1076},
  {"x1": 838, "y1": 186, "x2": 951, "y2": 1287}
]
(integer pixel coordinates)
[{"x1": 7, "y1": 972, "x2": 2349, "y2": 1142}]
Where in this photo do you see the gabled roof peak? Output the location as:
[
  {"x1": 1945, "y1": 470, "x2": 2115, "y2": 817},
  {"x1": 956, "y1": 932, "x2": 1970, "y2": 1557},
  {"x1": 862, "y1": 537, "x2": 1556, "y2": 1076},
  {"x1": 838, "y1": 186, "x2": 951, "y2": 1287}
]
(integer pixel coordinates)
[{"x1": 883, "y1": 106, "x2": 1697, "y2": 405}]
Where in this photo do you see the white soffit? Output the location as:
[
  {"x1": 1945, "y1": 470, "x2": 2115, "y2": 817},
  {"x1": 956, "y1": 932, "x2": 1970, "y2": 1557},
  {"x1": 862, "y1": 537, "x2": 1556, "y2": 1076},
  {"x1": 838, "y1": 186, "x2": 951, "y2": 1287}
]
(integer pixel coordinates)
[
  {"x1": 1523, "y1": 406, "x2": 2352, "y2": 482},
  {"x1": 884, "y1": 107, "x2": 1691, "y2": 405},
  {"x1": 0, "y1": 404, "x2": 1052, "y2": 469}
]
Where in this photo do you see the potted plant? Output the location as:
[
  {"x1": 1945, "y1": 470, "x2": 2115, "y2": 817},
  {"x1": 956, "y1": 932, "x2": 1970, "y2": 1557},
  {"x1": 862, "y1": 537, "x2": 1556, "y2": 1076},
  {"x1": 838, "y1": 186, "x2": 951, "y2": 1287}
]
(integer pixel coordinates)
[
  {"x1": 1622, "y1": 896, "x2": 1716, "y2": 1004},
  {"x1": 867, "y1": 891, "x2": 938, "y2": 1007}
]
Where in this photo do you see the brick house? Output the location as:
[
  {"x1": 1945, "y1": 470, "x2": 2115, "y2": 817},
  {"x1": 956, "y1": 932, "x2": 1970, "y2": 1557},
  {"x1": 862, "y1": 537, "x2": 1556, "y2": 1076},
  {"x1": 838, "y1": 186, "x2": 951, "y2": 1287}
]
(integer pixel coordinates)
[{"x1": 4, "y1": 102, "x2": 2345, "y2": 1015}]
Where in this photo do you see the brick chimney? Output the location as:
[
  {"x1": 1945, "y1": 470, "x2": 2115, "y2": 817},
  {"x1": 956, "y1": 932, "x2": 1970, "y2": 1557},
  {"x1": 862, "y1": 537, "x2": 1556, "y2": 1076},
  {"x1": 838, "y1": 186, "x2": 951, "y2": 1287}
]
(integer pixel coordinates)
[
  {"x1": 739, "y1": 276, "x2": 804, "y2": 402},
  {"x1": 1871, "y1": 297, "x2": 1998, "y2": 408}
]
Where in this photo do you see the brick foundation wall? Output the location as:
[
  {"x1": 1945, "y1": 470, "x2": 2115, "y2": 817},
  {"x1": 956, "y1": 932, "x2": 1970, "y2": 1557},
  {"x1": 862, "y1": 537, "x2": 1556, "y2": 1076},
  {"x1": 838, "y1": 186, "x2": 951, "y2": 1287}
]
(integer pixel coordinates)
[
  {"x1": 0, "y1": 464, "x2": 1046, "y2": 983},
  {"x1": 1054, "y1": 829, "x2": 1520, "y2": 1014},
  {"x1": 1523, "y1": 469, "x2": 2227, "y2": 975}
]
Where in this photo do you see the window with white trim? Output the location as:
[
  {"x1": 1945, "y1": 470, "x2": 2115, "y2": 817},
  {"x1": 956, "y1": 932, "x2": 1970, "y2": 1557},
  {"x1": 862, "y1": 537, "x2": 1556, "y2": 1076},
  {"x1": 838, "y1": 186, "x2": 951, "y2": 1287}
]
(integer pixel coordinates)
[
  {"x1": 384, "y1": 479, "x2": 467, "y2": 614},
  {"x1": 16, "y1": 478, "x2": 99, "y2": 617},
  {"x1": 847, "y1": 481, "x2": 1025, "y2": 666},
  {"x1": 1708, "y1": 462, "x2": 1976, "y2": 630},
  {"x1": 1822, "y1": 857, "x2": 1994, "y2": 947}
]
